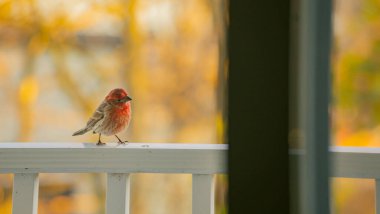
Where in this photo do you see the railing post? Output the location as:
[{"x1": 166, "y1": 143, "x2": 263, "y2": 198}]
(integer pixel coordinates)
[
  {"x1": 12, "y1": 173, "x2": 39, "y2": 214},
  {"x1": 192, "y1": 174, "x2": 215, "y2": 214},
  {"x1": 106, "y1": 173, "x2": 131, "y2": 214},
  {"x1": 376, "y1": 179, "x2": 380, "y2": 214}
]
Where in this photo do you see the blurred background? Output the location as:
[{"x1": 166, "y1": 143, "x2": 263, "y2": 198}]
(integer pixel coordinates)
[
  {"x1": 0, "y1": 0, "x2": 227, "y2": 213},
  {"x1": 4, "y1": 0, "x2": 380, "y2": 213},
  {"x1": 332, "y1": 0, "x2": 380, "y2": 213}
]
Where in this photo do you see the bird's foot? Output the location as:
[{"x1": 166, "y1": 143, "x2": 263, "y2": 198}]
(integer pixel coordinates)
[
  {"x1": 96, "y1": 141, "x2": 106, "y2": 146},
  {"x1": 115, "y1": 135, "x2": 128, "y2": 144},
  {"x1": 118, "y1": 140, "x2": 128, "y2": 145}
]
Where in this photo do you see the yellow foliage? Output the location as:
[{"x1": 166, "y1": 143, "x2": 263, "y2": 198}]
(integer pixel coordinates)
[
  {"x1": 48, "y1": 195, "x2": 73, "y2": 214},
  {"x1": 338, "y1": 130, "x2": 373, "y2": 146},
  {"x1": 19, "y1": 75, "x2": 39, "y2": 106},
  {"x1": 216, "y1": 112, "x2": 225, "y2": 144},
  {"x1": 0, "y1": 197, "x2": 11, "y2": 214},
  {"x1": 73, "y1": 193, "x2": 100, "y2": 213}
]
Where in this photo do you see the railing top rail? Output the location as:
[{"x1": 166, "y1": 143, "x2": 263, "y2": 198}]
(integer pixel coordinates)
[
  {"x1": 332, "y1": 146, "x2": 380, "y2": 178},
  {"x1": 0, "y1": 143, "x2": 227, "y2": 174},
  {"x1": 0, "y1": 142, "x2": 228, "y2": 150},
  {"x1": 330, "y1": 146, "x2": 380, "y2": 153},
  {"x1": 291, "y1": 146, "x2": 380, "y2": 179}
]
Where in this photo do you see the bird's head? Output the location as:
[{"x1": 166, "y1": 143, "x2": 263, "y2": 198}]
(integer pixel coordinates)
[{"x1": 106, "y1": 88, "x2": 132, "y2": 105}]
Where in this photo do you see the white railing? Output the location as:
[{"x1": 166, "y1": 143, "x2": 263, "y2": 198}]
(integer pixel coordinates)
[
  {"x1": 6, "y1": 144, "x2": 380, "y2": 213},
  {"x1": 291, "y1": 146, "x2": 380, "y2": 214},
  {"x1": 331, "y1": 146, "x2": 380, "y2": 214},
  {"x1": 0, "y1": 143, "x2": 227, "y2": 214}
]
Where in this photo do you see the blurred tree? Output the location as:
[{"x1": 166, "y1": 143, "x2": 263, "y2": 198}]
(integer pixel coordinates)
[
  {"x1": 0, "y1": 0, "x2": 226, "y2": 213},
  {"x1": 333, "y1": 0, "x2": 380, "y2": 213}
]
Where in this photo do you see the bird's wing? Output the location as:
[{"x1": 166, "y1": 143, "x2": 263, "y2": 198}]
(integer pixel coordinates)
[{"x1": 85, "y1": 101, "x2": 107, "y2": 130}]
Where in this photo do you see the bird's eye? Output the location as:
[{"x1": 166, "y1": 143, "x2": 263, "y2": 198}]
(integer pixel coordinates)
[{"x1": 117, "y1": 99, "x2": 122, "y2": 102}]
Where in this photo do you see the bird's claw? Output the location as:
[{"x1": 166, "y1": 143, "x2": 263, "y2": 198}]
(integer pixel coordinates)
[
  {"x1": 118, "y1": 140, "x2": 128, "y2": 145},
  {"x1": 97, "y1": 141, "x2": 106, "y2": 146}
]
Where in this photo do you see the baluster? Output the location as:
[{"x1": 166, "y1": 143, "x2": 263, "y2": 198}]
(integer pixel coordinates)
[
  {"x1": 106, "y1": 173, "x2": 131, "y2": 214},
  {"x1": 192, "y1": 174, "x2": 215, "y2": 214},
  {"x1": 376, "y1": 179, "x2": 380, "y2": 214},
  {"x1": 12, "y1": 173, "x2": 39, "y2": 214}
]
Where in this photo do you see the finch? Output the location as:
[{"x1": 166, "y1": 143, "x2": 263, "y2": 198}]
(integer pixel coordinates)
[{"x1": 73, "y1": 88, "x2": 132, "y2": 145}]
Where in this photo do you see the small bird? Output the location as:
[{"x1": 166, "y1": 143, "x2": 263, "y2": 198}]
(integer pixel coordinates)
[{"x1": 73, "y1": 88, "x2": 132, "y2": 145}]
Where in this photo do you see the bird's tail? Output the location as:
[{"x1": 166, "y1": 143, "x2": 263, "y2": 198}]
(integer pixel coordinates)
[{"x1": 72, "y1": 127, "x2": 90, "y2": 136}]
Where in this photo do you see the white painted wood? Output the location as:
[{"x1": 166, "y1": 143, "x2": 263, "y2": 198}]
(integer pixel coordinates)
[
  {"x1": 6, "y1": 144, "x2": 380, "y2": 179},
  {"x1": 106, "y1": 173, "x2": 130, "y2": 214},
  {"x1": 12, "y1": 173, "x2": 39, "y2": 214},
  {"x1": 0, "y1": 143, "x2": 227, "y2": 174},
  {"x1": 330, "y1": 147, "x2": 380, "y2": 178},
  {"x1": 289, "y1": 147, "x2": 380, "y2": 178},
  {"x1": 192, "y1": 174, "x2": 215, "y2": 214},
  {"x1": 376, "y1": 179, "x2": 380, "y2": 214}
]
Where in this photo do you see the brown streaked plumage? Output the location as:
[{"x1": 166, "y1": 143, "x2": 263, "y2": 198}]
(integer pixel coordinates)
[{"x1": 73, "y1": 88, "x2": 132, "y2": 145}]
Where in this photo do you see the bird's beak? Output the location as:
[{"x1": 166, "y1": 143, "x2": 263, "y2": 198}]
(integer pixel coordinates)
[{"x1": 122, "y1": 96, "x2": 132, "y2": 102}]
